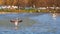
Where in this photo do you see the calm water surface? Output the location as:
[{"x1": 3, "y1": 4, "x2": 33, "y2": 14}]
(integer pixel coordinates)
[{"x1": 0, "y1": 13, "x2": 60, "y2": 34}]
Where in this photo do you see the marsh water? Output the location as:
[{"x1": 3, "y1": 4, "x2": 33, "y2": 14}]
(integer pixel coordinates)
[{"x1": 0, "y1": 13, "x2": 60, "y2": 34}]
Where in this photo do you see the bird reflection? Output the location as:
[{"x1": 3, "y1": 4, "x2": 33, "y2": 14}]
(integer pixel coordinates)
[{"x1": 15, "y1": 26, "x2": 18, "y2": 30}]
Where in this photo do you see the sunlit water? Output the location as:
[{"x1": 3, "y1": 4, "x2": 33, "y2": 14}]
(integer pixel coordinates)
[{"x1": 0, "y1": 13, "x2": 60, "y2": 34}]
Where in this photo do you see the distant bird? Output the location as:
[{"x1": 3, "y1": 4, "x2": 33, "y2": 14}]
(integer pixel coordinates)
[
  {"x1": 52, "y1": 13, "x2": 56, "y2": 20},
  {"x1": 10, "y1": 18, "x2": 22, "y2": 26}
]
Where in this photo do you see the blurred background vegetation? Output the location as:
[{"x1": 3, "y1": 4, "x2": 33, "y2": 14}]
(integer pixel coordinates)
[{"x1": 0, "y1": 0, "x2": 60, "y2": 13}]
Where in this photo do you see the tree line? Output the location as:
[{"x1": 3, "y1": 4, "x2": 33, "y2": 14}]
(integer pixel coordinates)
[{"x1": 0, "y1": 0, "x2": 60, "y2": 7}]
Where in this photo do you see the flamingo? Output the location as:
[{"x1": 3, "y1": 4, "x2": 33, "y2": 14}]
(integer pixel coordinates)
[
  {"x1": 52, "y1": 13, "x2": 56, "y2": 20},
  {"x1": 10, "y1": 18, "x2": 22, "y2": 26}
]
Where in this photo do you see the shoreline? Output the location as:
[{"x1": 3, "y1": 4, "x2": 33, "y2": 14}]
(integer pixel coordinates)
[
  {"x1": 0, "y1": 12, "x2": 19, "y2": 14},
  {"x1": 0, "y1": 12, "x2": 60, "y2": 14}
]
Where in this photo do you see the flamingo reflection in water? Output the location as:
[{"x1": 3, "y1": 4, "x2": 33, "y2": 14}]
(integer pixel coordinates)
[{"x1": 10, "y1": 18, "x2": 22, "y2": 30}]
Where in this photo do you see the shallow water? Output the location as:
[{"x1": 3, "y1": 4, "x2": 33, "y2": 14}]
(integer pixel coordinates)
[{"x1": 0, "y1": 13, "x2": 60, "y2": 34}]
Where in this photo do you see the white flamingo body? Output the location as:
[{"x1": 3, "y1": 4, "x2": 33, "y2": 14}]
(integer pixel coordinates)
[{"x1": 52, "y1": 13, "x2": 56, "y2": 20}]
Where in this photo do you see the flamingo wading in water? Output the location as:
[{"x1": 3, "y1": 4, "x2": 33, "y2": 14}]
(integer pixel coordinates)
[{"x1": 10, "y1": 18, "x2": 22, "y2": 26}]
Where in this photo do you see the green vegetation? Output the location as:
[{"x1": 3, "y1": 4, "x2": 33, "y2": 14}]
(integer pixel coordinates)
[{"x1": 0, "y1": 8, "x2": 60, "y2": 13}]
